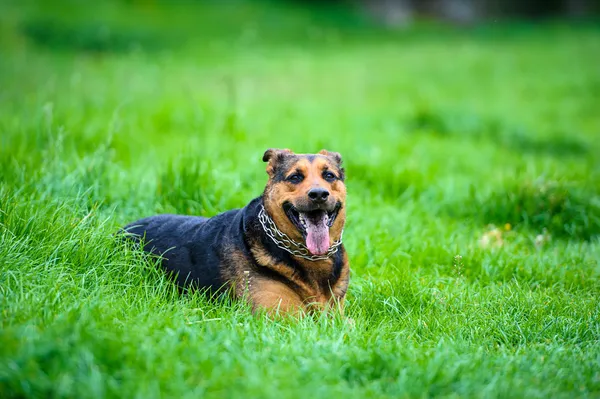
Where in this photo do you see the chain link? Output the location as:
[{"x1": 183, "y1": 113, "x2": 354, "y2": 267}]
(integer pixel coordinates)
[{"x1": 258, "y1": 205, "x2": 343, "y2": 261}]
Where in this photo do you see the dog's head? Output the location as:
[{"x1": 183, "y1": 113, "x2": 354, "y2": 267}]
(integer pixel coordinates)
[{"x1": 262, "y1": 148, "x2": 346, "y2": 256}]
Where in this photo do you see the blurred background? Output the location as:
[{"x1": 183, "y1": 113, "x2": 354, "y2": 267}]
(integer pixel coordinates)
[
  {"x1": 4, "y1": 0, "x2": 600, "y2": 52},
  {"x1": 311, "y1": 0, "x2": 599, "y2": 26}
]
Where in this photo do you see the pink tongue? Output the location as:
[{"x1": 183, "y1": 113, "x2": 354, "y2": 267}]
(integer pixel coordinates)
[{"x1": 305, "y1": 218, "x2": 330, "y2": 256}]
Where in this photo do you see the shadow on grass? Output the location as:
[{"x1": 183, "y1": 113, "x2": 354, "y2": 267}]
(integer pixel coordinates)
[
  {"x1": 406, "y1": 108, "x2": 589, "y2": 158},
  {"x1": 21, "y1": 19, "x2": 167, "y2": 53},
  {"x1": 448, "y1": 179, "x2": 600, "y2": 241}
]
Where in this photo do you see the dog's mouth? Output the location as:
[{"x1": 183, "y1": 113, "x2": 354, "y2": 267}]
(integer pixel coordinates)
[{"x1": 283, "y1": 202, "x2": 341, "y2": 256}]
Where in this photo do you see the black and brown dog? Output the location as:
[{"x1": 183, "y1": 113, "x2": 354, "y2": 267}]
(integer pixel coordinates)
[{"x1": 122, "y1": 149, "x2": 349, "y2": 315}]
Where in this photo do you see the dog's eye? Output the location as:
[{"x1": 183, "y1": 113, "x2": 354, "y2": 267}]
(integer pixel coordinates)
[
  {"x1": 322, "y1": 171, "x2": 336, "y2": 182},
  {"x1": 287, "y1": 173, "x2": 304, "y2": 184}
]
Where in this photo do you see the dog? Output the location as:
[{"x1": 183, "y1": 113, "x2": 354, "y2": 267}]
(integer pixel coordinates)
[{"x1": 122, "y1": 149, "x2": 349, "y2": 315}]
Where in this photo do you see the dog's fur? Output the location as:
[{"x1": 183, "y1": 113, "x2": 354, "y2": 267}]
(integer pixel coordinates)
[{"x1": 122, "y1": 149, "x2": 349, "y2": 315}]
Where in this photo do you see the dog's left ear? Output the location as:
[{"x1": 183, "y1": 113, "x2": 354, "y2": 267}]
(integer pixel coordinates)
[{"x1": 318, "y1": 149, "x2": 342, "y2": 166}]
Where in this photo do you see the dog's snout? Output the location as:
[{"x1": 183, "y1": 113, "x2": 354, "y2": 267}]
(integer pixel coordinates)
[{"x1": 308, "y1": 188, "x2": 329, "y2": 203}]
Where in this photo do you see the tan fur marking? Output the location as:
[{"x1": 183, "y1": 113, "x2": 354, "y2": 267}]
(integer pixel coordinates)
[
  {"x1": 250, "y1": 279, "x2": 304, "y2": 315},
  {"x1": 250, "y1": 242, "x2": 349, "y2": 314},
  {"x1": 250, "y1": 244, "x2": 314, "y2": 297},
  {"x1": 222, "y1": 248, "x2": 254, "y2": 297}
]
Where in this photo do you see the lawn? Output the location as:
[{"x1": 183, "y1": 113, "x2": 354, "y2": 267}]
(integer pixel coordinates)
[{"x1": 1, "y1": 1, "x2": 599, "y2": 398}]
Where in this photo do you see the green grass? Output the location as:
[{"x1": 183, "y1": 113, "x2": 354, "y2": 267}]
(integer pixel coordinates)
[{"x1": 1, "y1": 1, "x2": 600, "y2": 398}]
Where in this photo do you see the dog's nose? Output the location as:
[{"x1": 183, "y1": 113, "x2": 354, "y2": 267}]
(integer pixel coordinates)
[{"x1": 308, "y1": 188, "x2": 330, "y2": 203}]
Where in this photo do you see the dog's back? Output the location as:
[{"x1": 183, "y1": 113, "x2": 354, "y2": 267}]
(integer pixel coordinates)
[{"x1": 123, "y1": 212, "x2": 236, "y2": 291}]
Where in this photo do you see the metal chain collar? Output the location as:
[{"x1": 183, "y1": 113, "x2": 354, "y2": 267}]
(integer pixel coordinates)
[{"x1": 258, "y1": 205, "x2": 343, "y2": 261}]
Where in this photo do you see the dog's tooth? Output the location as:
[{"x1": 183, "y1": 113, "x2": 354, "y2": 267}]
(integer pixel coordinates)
[{"x1": 299, "y1": 213, "x2": 306, "y2": 226}]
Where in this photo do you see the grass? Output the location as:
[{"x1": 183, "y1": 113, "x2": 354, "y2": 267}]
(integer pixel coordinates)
[{"x1": 1, "y1": 0, "x2": 599, "y2": 398}]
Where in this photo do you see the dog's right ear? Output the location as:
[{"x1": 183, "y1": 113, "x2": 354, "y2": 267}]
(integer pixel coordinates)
[{"x1": 263, "y1": 148, "x2": 293, "y2": 177}]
